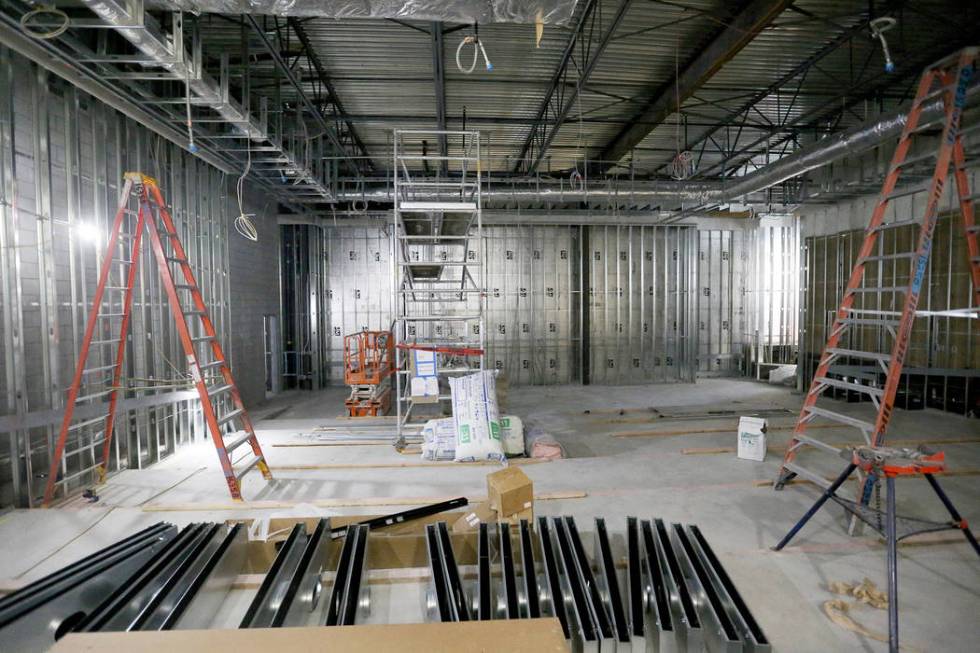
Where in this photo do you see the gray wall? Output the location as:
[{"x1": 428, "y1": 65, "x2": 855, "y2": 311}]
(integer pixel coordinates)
[{"x1": 0, "y1": 46, "x2": 275, "y2": 507}]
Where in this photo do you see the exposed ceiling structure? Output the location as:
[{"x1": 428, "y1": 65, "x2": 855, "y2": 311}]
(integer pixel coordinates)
[{"x1": 3, "y1": 0, "x2": 979, "y2": 216}]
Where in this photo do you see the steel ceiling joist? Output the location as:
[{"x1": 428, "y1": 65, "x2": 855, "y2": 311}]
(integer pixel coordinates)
[
  {"x1": 287, "y1": 17, "x2": 374, "y2": 173},
  {"x1": 431, "y1": 22, "x2": 448, "y2": 175},
  {"x1": 246, "y1": 15, "x2": 361, "y2": 176},
  {"x1": 513, "y1": 0, "x2": 634, "y2": 175},
  {"x1": 590, "y1": 0, "x2": 793, "y2": 175},
  {"x1": 697, "y1": 28, "x2": 980, "y2": 181}
]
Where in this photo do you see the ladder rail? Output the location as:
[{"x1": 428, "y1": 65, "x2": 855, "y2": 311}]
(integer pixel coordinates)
[
  {"x1": 145, "y1": 183, "x2": 271, "y2": 480},
  {"x1": 42, "y1": 177, "x2": 136, "y2": 507}
]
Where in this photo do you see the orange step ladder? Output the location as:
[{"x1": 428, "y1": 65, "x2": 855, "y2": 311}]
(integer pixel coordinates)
[
  {"x1": 775, "y1": 48, "x2": 980, "y2": 504},
  {"x1": 43, "y1": 173, "x2": 272, "y2": 506}
]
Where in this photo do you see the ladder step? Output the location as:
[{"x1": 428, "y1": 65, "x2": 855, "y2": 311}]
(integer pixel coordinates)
[
  {"x1": 838, "y1": 317, "x2": 899, "y2": 327},
  {"x1": 826, "y1": 347, "x2": 891, "y2": 363},
  {"x1": 224, "y1": 431, "x2": 253, "y2": 453},
  {"x1": 199, "y1": 360, "x2": 226, "y2": 371},
  {"x1": 184, "y1": 310, "x2": 205, "y2": 317},
  {"x1": 81, "y1": 364, "x2": 117, "y2": 375},
  {"x1": 207, "y1": 383, "x2": 233, "y2": 397},
  {"x1": 191, "y1": 335, "x2": 215, "y2": 344},
  {"x1": 782, "y1": 462, "x2": 832, "y2": 489},
  {"x1": 89, "y1": 338, "x2": 121, "y2": 346},
  {"x1": 859, "y1": 252, "x2": 916, "y2": 263},
  {"x1": 235, "y1": 455, "x2": 264, "y2": 480},
  {"x1": 75, "y1": 389, "x2": 115, "y2": 403},
  {"x1": 890, "y1": 151, "x2": 936, "y2": 171},
  {"x1": 68, "y1": 414, "x2": 108, "y2": 430},
  {"x1": 165, "y1": 256, "x2": 186, "y2": 263},
  {"x1": 217, "y1": 407, "x2": 243, "y2": 426},
  {"x1": 813, "y1": 376, "x2": 885, "y2": 397},
  {"x1": 909, "y1": 116, "x2": 946, "y2": 134},
  {"x1": 870, "y1": 219, "x2": 918, "y2": 233},
  {"x1": 98, "y1": 312, "x2": 127, "y2": 317},
  {"x1": 847, "y1": 286, "x2": 906, "y2": 294},
  {"x1": 794, "y1": 434, "x2": 841, "y2": 455},
  {"x1": 884, "y1": 186, "x2": 925, "y2": 201},
  {"x1": 803, "y1": 406, "x2": 874, "y2": 432},
  {"x1": 175, "y1": 284, "x2": 197, "y2": 290}
]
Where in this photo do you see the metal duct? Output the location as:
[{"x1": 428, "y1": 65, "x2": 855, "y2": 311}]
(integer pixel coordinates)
[
  {"x1": 79, "y1": 0, "x2": 333, "y2": 199},
  {"x1": 145, "y1": 1, "x2": 579, "y2": 24},
  {"x1": 716, "y1": 80, "x2": 980, "y2": 204},
  {"x1": 333, "y1": 180, "x2": 725, "y2": 205}
]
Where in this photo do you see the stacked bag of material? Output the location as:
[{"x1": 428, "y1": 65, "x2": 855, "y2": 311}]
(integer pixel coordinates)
[{"x1": 419, "y1": 370, "x2": 525, "y2": 462}]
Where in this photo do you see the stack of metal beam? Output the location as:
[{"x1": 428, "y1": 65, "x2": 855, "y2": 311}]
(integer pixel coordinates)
[{"x1": 0, "y1": 516, "x2": 768, "y2": 652}]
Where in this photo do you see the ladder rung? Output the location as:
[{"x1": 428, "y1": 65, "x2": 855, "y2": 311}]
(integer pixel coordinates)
[
  {"x1": 217, "y1": 407, "x2": 243, "y2": 426},
  {"x1": 838, "y1": 317, "x2": 899, "y2": 327},
  {"x1": 909, "y1": 117, "x2": 946, "y2": 134},
  {"x1": 794, "y1": 434, "x2": 841, "y2": 455},
  {"x1": 860, "y1": 252, "x2": 916, "y2": 263},
  {"x1": 199, "y1": 360, "x2": 225, "y2": 371},
  {"x1": 235, "y1": 455, "x2": 263, "y2": 480},
  {"x1": 813, "y1": 376, "x2": 885, "y2": 397},
  {"x1": 870, "y1": 219, "x2": 918, "y2": 233},
  {"x1": 75, "y1": 389, "x2": 115, "y2": 403},
  {"x1": 89, "y1": 338, "x2": 121, "y2": 346},
  {"x1": 782, "y1": 462, "x2": 832, "y2": 489},
  {"x1": 165, "y1": 256, "x2": 186, "y2": 263},
  {"x1": 847, "y1": 286, "x2": 906, "y2": 294},
  {"x1": 826, "y1": 347, "x2": 891, "y2": 363},
  {"x1": 68, "y1": 414, "x2": 107, "y2": 430},
  {"x1": 82, "y1": 364, "x2": 117, "y2": 375},
  {"x1": 103, "y1": 285, "x2": 128, "y2": 291},
  {"x1": 207, "y1": 384, "x2": 233, "y2": 397},
  {"x1": 64, "y1": 434, "x2": 106, "y2": 458},
  {"x1": 184, "y1": 310, "x2": 205, "y2": 316},
  {"x1": 191, "y1": 335, "x2": 215, "y2": 344},
  {"x1": 224, "y1": 431, "x2": 253, "y2": 453},
  {"x1": 99, "y1": 312, "x2": 127, "y2": 317},
  {"x1": 913, "y1": 82, "x2": 955, "y2": 106},
  {"x1": 883, "y1": 186, "x2": 925, "y2": 201},
  {"x1": 175, "y1": 284, "x2": 197, "y2": 290},
  {"x1": 803, "y1": 406, "x2": 874, "y2": 432},
  {"x1": 891, "y1": 151, "x2": 936, "y2": 171}
]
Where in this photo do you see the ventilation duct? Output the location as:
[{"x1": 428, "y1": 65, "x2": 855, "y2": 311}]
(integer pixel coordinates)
[{"x1": 145, "y1": 1, "x2": 579, "y2": 24}]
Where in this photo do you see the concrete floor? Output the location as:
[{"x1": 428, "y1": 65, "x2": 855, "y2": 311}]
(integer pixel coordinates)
[{"x1": 1, "y1": 378, "x2": 978, "y2": 651}]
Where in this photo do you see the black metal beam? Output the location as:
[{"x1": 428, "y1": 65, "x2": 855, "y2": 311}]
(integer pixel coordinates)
[
  {"x1": 431, "y1": 22, "x2": 448, "y2": 175},
  {"x1": 590, "y1": 0, "x2": 792, "y2": 174},
  {"x1": 659, "y1": 1, "x2": 904, "y2": 176},
  {"x1": 696, "y1": 30, "x2": 980, "y2": 179},
  {"x1": 513, "y1": 0, "x2": 633, "y2": 175},
  {"x1": 287, "y1": 17, "x2": 374, "y2": 173}
]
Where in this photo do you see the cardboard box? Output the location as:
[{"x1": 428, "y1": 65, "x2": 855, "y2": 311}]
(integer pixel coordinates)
[
  {"x1": 410, "y1": 350, "x2": 439, "y2": 404},
  {"x1": 498, "y1": 506, "x2": 534, "y2": 526},
  {"x1": 486, "y1": 467, "x2": 533, "y2": 517},
  {"x1": 737, "y1": 416, "x2": 767, "y2": 461},
  {"x1": 451, "y1": 501, "x2": 497, "y2": 534}
]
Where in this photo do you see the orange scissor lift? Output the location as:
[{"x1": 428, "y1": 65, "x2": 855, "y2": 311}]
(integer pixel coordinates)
[{"x1": 344, "y1": 331, "x2": 395, "y2": 417}]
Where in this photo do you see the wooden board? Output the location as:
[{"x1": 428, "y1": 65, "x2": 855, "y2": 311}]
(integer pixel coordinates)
[
  {"x1": 50, "y1": 619, "x2": 570, "y2": 653},
  {"x1": 142, "y1": 490, "x2": 586, "y2": 512}
]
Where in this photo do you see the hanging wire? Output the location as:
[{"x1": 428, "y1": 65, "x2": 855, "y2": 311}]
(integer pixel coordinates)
[
  {"x1": 19, "y1": 5, "x2": 69, "y2": 39},
  {"x1": 668, "y1": 39, "x2": 695, "y2": 180}
]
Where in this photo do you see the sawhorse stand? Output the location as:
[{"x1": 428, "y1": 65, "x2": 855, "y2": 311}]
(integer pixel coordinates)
[{"x1": 772, "y1": 446, "x2": 980, "y2": 652}]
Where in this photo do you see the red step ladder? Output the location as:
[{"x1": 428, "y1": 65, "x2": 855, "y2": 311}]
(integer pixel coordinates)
[
  {"x1": 776, "y1": 48, "x2": 980, "y2": 500},
  {"x1": 43, "y1": 173, "x2": 272, "y2": 506}
]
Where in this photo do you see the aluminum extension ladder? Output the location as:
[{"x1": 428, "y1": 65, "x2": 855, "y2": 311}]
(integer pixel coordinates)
[
  {"x1": 43, "y1": 173, "x2": 272, "y2": 505},
  {"x1": 775, "y1": 48, "x2": 980, "y2": 502}
]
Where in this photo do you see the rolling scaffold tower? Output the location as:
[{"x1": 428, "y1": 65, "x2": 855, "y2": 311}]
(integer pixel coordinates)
[{"x1": 392, "y1": 130, "x2": 486, "y2": 447}]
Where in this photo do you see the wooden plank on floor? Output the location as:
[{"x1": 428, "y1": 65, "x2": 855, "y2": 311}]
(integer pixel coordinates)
[
  {"x1": 682, "y1": 437, "x2": 980, "y2": 455},
  {"x1": 270, "y1": 458, "x2": 548, "y2": 471},
  {"x1": 142, "y1": 490, "x2": 586, "y2": 512},
  {"x1": 610, "y1": 423, "x2": 841, "y2": 438}
]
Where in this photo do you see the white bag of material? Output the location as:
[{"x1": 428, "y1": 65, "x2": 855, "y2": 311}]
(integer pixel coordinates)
[
  {"x1": 500, "y1": 415, "x2": 525, "y2": 456},
  {"x1": 421, "y1": 417, "x2": 456, "y2": 461},
  {"x1": 737, "y1": 416, "x2": 767, "y2": 462},
  {"x1": 450, "y1": 370, "x2": 505, "y2": 463}
]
